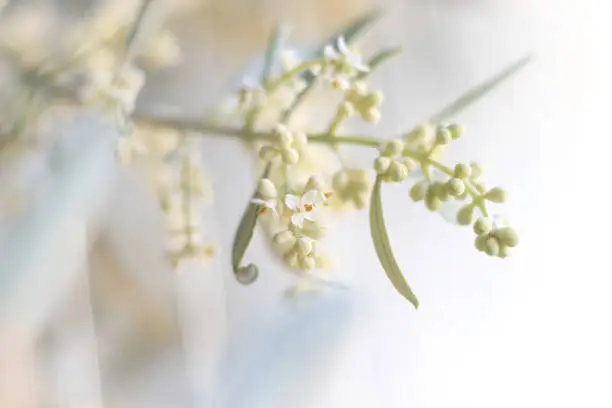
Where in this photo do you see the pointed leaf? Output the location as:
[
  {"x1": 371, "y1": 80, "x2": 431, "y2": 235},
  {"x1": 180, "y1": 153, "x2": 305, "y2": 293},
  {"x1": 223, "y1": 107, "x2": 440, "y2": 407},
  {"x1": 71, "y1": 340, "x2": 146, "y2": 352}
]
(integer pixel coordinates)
[
  {"x1": 357, "y1": 46, "x2": 404, "y2": 80},
  {"x1": 231, "y1": 162, "x2": 272, "y2": 273},
  {"x1": 429, "y1": 55, "x2": 532, "y2": 124},
  {"x1": 318, "y1": 8, "x2": 383, "y2": 53},
  {"x1": 261, "y1": 23, "x2": 290, "y2": 84},
  {"x1": 370, "y1": 176, "x2": 419, "y2": 309}
]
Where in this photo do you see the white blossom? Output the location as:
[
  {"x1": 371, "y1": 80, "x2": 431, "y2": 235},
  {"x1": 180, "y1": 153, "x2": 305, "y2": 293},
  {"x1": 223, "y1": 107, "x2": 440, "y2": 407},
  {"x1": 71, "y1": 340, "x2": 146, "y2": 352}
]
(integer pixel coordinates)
[{"x1": 284, "y1": 190, "x2": 323, "y2": 228}]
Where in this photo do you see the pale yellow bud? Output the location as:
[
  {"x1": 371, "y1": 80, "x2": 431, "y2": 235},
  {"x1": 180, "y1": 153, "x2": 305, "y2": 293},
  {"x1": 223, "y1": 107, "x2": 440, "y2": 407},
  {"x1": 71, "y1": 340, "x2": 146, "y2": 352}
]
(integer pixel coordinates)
[
  {"x1": 494, "y1": 227, "x2": 519, "y2": 247},
  {"x1": 484, "y1": 237, "x2": 500, "y2": 256},
  {"x1": 259, "y1": 145, "x2": 277, "y2": 160},
  {"x1": 409, "y1": 180, "x2": 428, "y2": 202},
  {"x1": 257, "y1": 178, "x2": 277, "y2": 199},
  {"x1": 445, "y1": 178, "x2": 465, "y2": 197},
  {"x1": 473, "y1": 218, "x2": 491, "y2": 235},
  {"x1": 457, "y1": 204, "x2": 475, "y2": 225},
  {"x1": 294, "y1": 238, "x2": 313, "y2": 256},
  {"x1": 425, "y1": 188, "x2": 442, "y2": 211},
  {"x1": 485, "y1": 187, "x2": 507, "y2": 203},
  {"x1": 388, "y1": 161, "x2": 408, "y2": 182},
  {"x1": 374, "y1": 156, "x2": 391, "y2": 174},
  {"x1": 453, "y1": 163, "x2": 471, "y2": 179},
  {"x1": 281, "y1": 148, "x2": 299, "y2": 164},
  {"x1": 384, "y1": 139, "x2": 405, "y2": 156}
]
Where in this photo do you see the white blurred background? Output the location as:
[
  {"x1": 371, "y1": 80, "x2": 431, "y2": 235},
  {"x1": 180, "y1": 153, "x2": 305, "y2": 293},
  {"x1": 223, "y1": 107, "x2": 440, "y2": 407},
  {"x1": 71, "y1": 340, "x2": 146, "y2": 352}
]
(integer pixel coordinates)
[{"x1": 1, "y1": 0, "x2": 611, "y2": 407}]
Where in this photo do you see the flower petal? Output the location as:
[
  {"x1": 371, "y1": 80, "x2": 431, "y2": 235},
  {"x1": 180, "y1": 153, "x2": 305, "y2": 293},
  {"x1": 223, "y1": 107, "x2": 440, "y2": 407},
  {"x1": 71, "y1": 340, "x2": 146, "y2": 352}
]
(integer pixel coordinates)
[
  {"x1": 284, "y1": 194, "x2": 300, "y2": 211},
  {"x1": 302, "y1": 190, "x2": 321, "y2": 205},
  {"x1": 323, "y1": 44, "x2": 338, "y2": 60},
  {"x1": 250, "y1": 198, "x2": 267, "y2": 206},
  {"x1": 304, "y1": 211, "x2": 317, "y2": 222},
  {"x1": 336, "y1": 36, "x2": 349, "y2": 55},
  {"x1": 291, "y1": 212, "x2": 305, "y2": 228}
]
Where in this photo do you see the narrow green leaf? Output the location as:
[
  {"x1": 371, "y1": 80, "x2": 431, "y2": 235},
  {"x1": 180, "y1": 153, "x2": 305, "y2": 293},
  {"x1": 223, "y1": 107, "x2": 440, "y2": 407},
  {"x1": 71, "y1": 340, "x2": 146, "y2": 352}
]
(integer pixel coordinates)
[
  {"x1": 231, "y1": 162, "x2": 272, "y2": 273},
  {"x1": 429, "y1": 55, "x2": 532, "y2": 124},
  {"x1": 261, "y1": 23, "x2": 289, "y2": 84},
  {"x1": 370, "y1": 176, "x2": 419, "y2": 309},
  {"x1": 357, "y1": 46, "x2": 404, "y2": 80},
  {"x1": 282, "y1": 8, "x2": 383, "y2": 123},
  {"x1": 319, "y1": 8, "x2": 383, "y2": 53}
]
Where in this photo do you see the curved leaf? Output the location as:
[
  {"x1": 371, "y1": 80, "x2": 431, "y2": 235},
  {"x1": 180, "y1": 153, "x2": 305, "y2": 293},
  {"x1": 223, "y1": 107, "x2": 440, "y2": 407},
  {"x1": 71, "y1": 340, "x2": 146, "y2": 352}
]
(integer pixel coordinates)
[
  {"x1": 231, "y1": 162, "x2": 272, "y2": 273},
  {"x1": 370, "y1": 176, "x2": 419, "y2": 309}
]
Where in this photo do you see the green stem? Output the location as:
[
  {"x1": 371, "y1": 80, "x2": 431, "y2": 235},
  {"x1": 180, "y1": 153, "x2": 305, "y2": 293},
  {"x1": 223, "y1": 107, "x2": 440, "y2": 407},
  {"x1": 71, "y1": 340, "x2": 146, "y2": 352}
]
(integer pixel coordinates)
[
  {"x1": 133, "y1": 115, "x2": 488, "y2": 216},
  {"x1": 264, "y1": 60, "x2": 319, "y2": 93}
]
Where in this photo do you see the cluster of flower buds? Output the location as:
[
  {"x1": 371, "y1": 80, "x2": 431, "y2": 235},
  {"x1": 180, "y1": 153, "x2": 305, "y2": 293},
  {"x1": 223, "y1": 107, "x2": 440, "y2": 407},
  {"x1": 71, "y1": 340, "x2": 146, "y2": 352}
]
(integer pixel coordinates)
[
  {"x1": 80, "y1": 64, "x2": 146, "y2": 116},
  {"x1": 473, "y1": 217, "x2": 519, "y2": 258},
  {"x1": 162, "y1": 150, "x2": 215, "y2": 269},
  {"x1": 374, "y1": 139, "x2": 418, "y2": 182},
  {"x1": 332, "y1": 168, "x2": 371, "y2": 209},
  {"x1": 253, "y1": 175, "x2": 332, "y2": 272},
  {"x1": 341, "y1": 81, "x2": 384, "y2": 124},
  {"x1": 258, "y1": 124, "x2": 308, "y2": 165}
]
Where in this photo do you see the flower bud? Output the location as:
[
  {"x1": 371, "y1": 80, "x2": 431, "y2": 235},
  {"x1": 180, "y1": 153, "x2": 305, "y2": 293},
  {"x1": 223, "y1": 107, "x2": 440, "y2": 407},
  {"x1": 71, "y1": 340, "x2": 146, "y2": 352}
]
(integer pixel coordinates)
[
  {"x1": 457, "y1": 204, "x2": 475, "y2": 225},
  {"x1": 448, "y1": 123, "x2": 464, "y2": 140},
  {"x1": 305, "y1": 175, "x2": 325, "y2": 191},
  {"x1": 497, "y1": 245, "x2": 510, "y2": 258},
  {"x1": 332, "y1": 170, "x2": 349, "y2": 191},
  {"x1": 283, "y1": 250, "x2": 299, "y2": 268},
  {"x1": 281, "y1": 148, "x2": 299, "y2": 164},
  {"x1": 350, "y1": 169, "x2": 370, "y2": 187},
  {"x1": 298, "y1": 255, "x2": 316, "y2": 271},
  {"x1": 445, "y1": 178, "x2": 465, "y2": 197},
  {"x1": 401, "y1": 157, "x2": 418, "y2": 173},
  {"x1": 371, "y1": 90, "x2": 384, "y2": 106},
  {"x1": 425, "y1": 189, "x2": 442, "y2": 211},
  {"x1": 485, "y1": 187, "x2": 507, "y2": 203},
  {"x1": 435, "y1": 127, "x2": 452, "y2": 145},
  {"x1": 474, "y1": 235, "x2": 488, "y2": 252},
  {"x1": 388, "y1": 160, "x2": 409, "y2": 182},
  {"x1": 258, "y1": 145, "x2": 277, "y2": 161},
  {"x1": 273, "y1": 230, "x2": 295, "y2": 245},
  {"x1": 384, "y1": 139, "x2": 405, "y2": 156},
  {"x1": 473, "y1": 217, "x2": 491, "y2": 235},
  {"x1": 257, "y1": 178, "x2": 277, "y2": 199},
  {"x1": 374, "y1": 156, "x2": 391, "y2": 174},
  {"x1": 338, "y1": 101, "x2": 355, "y2": 118},
  {"x1": 453, "y1": 163, "x2": 471, "y2": 179},
  {"x1": 484, "y1": 237, "x2": 500, "y2": 256},
  {"x1": 494, "y1": 227, "x2": 519, "y2": 247},
  {"x1": 363, "y1": 108, "x2": 381, "y2": 124},
  {"x1": 292, "y1": 131, "x2": 308, "y2": 150},
  {"x1": 294, "y1": 238, "x2": 313, "y2": 255},
  {"x1": 409, "y1": 180, "x2": 428, "y2": 202},
  {"x1": 276, "y1": 129, "x2": 293, "y2": 149},
  {"x1": 235, "y1": 264, "x2": 259, "y2": 285},
  {"x1": 430, "y1": 181, "x2": 449, "y2": 201},
  {"x1": 469, "y1": 161, "x2": 483, "y2": 179}
]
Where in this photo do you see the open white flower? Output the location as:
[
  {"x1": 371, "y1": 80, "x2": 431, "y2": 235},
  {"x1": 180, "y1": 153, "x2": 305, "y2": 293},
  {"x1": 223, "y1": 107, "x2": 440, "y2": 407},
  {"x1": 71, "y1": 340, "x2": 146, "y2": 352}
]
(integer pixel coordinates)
[
  {"x1": 284, "y1": 190, "x2": 322, "y2": 228},
  {"x1": 323, "y1": 36, "x2": 369, "y2": 73}
]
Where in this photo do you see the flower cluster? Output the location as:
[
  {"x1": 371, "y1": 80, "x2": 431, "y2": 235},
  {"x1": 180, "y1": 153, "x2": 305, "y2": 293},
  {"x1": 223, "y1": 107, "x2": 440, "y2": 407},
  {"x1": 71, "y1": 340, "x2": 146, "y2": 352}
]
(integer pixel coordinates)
[
  {"x1": 374, "y1": 139, "x2": 418, "y2": 182},
  {"x1": 258, "y1": 124, "x2": 308, "y2": 165},
  {"x1": 252, "y1": 175, "x2": 332, "y2": 272},
  {"x1": 0, "y1": 3, "x2": 529, "y2": 307},
  {"x1": 473, "y1": 217, "x2": 519, "y2": 258},
  {"x1": 320, "y1": 36, "x2": 369, "y2": 90}
]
